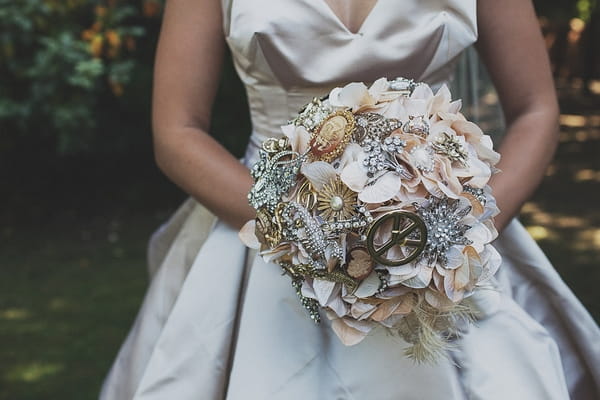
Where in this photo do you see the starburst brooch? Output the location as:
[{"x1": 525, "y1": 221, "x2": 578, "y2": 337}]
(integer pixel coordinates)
[
  {"x1": 316, "y1": 178, "x2": 358, "y2": 221},
  {"x1": 414, "y1": 197, "x2": 473, "y2": 267}
]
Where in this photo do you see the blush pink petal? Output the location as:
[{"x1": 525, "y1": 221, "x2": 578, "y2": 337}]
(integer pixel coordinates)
[
  {"x1": 358, "y1": 172, "x2": 402, "y2": 203},
  {"x1": 331, "y1": 318, "x2": 369, "y2": 346},
  {"x1": 475, "y1": 136, "x2": 501, "y2": 165},
  {"x1": 431, "y1": 84, "x2": 452, "y2": 114},
  {"x1": 479, "y1": 245, "x2": 502, "y2": 281},
  {"x1": 338, "y1": 143, "x2": 364, "y2": 170},
  {"x1": 443, "y1": 271, "x2": 464, "y2": 303},
  {"x1": 368, "y1": 77, "x2": 390, "y2": 101},
  {"x1": 404, "y1": 98, "x2": 429, "y2": 118},
  {"x1": 300, "y1": 161, "x2": 337, "y2": 190},
  {"x1": 445, "y1": 246, "x2": 465, "y2": 270},
  {"x1": 448, "y1": 99, "x2": 462, "y2": 114},
  {"x1": 340, "y1": 161, "x2": 369, "y2": 192},
  {"x1": 381, "y1": 97, "x2": 409, "y2": 120},
  {"x1": 401, "y1": 265, "x2": 433, "y2": 288},
  {"x1": 429, "y1": 120, "x2": 454, "y2": 139},
  {"x1": 421, "y1": 174, "x2": 445, "y2": 198},
  {"x1": 342, "y1": 316, "x2": 376, "y2": 333},
  {"x1": 411, "y1": 83, "x2": 434, "y2": 101},
  {"x1": 465, "y1": 222, "x2": 492, "y2": 252},
  {"x1": 370, "y1": 296, "x2": 406, "y2": 322},
  {"x1": 238, "y1": 219, "x2": 260, "y2": 249},
  {"x1": 452, "y1": 120, "x2": 484, "y2": 142},
  {"x1": 281, "y1": 124, "x2": 311, "y2": 154},
  {"x1": 329, "y1": 82, "x2": 374, "y2": 110},
  {"x1": 350, "y1": 301, "x2": 377, "y2": 320},
  {"x1": 354, "y1": 271, "x2": 382, "y2": 298},
  {"x1": 425, "y1": 289, "x2": 456, "y2": 310},
  {"x1": 313, "y1": 279, "x2": 337, "y2": 306}
]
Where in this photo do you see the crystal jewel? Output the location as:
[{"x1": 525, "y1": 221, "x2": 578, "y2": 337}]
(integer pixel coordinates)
[
  {"x1": 290, "y1": 97, "x2": 333, "y2": 130},
  {"x1": 353, "y1": 112, "x2": 402, "y2": 142},
  {"x1": 388, "y1": 77, "x2": 418, "y2": 93},
  {"x1": 361, "y1": 137, "x2": 412, "y2": 179},
  {"x1": 403, "y1": 115, "x2": 430, "y2": 138},
  {"x1": 414, "y1": 197, "x2": 473, "y2": 267},
  {"x1": 249, "y1": 149, "x2": 304, "y2": 212},
  {"x1": 463, "y1": 185, "x2": 487, "y2": 205}
]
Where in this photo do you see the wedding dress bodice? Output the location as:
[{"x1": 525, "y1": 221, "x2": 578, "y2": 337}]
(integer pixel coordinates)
[{"x1": 223, "y1": 0, "x2": 477, "y2": 146}]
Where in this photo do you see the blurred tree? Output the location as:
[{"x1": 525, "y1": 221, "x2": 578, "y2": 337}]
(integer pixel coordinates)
[
  {"x1": 576, "y1": 0, "x2": 598, "y2": 22},
  {"x1": 534, "y1": 0, "x2": 578, "y2": 21},
  {"x1": 0, "y1": 0, "x2": 159, "y2": 155}
]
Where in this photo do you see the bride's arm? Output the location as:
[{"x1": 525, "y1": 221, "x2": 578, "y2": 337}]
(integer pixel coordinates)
[
  {"x1": 476, "y1": 0, "x2": 560, "y2": 232},
  {"x1": 152, "y1": 0, "x2": 255, "y2": 229}
]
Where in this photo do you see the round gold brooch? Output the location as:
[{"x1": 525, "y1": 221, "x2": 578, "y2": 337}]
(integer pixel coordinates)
[{"x1": 366, "y1": 211, "x2": 428, "y2": 266}]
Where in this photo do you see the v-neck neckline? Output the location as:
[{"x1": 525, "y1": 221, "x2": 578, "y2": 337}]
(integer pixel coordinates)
[{"x1": 318, "y1": 0, "x2": 381, "y2": 35}]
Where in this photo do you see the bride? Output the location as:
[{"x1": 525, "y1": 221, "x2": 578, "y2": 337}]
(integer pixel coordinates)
[{"x1": 100, "y1": 0, "x2": 600, "y2": 399}]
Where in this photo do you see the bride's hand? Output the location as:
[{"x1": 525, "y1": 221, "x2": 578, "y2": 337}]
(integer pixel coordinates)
[
  {"x1": 476, "y1": 0, "x2": 560, "y2": 232},
  {"x1": 152, "y1": 0, "x2": 255, "y2": 229}
]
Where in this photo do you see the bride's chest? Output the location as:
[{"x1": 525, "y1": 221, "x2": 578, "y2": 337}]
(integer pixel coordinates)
[{"x1": 224, "y1": 0, "x2": 477, "y2": 87}]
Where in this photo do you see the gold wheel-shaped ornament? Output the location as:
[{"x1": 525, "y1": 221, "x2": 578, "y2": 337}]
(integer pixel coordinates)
[{"x1": 366, "y1": 211, "x2": 428, "y2": 266}]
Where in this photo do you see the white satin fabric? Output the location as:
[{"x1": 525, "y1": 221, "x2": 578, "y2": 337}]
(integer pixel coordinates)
[{"x1": 100, "y1": 1, "x2": 600, "y2": 399}]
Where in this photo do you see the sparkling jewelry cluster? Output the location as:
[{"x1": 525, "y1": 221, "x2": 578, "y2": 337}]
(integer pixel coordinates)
[{"x1": 240, "y1": 77, "x2": 502, "y2": 361}]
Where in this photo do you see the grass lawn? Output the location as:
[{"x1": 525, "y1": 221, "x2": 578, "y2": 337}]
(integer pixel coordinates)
[
  {"x1": 0, "y1": 216, "x2": 152, "y2": 399},
  {"x1": 0, "y1": 154, "x2": 184, "y2": 400},
  {"x1": 1, "y1": 86, "x2": 599, "y2": 400}
]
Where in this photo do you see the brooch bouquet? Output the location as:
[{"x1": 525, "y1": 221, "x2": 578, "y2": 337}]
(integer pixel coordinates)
[{"x1": 239, "y1": 77, "x2": 502, "y2": 361}]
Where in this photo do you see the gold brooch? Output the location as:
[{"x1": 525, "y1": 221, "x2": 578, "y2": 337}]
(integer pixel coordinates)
[
  {"x1": 366, "y1": 211, "x2": 427, "y2": 266},
  {"x1": 295, "y1": 179, "x2": 318, "y2": 210},
  {"x1": 255, "y1": 207, "x2": 284, "y2": 248},
  {"x1": 316, "y1": 178, "x2": 357, "y2": 221},
  {"x1": 308, "y1": 110, "x2": 355, "y2": 162}
]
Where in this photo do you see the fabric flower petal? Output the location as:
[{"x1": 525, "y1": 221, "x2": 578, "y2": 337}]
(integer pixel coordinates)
[
  {"x1": 340, "y1": 161, "x2": 369, "y2": 192},
  {"x1": 358, "y1": 172, "x2": 402, "y2": 203},
  {"x1": 329, "y1": 82, "x2": 374, "y2": 110},
  {"x1": 300, "y1": 161, "x2": 337, "y2": 190},
  {"x1": 281, "y1": 124, "x2": 311, "y2": 154},
  {"x1": 238, "y1": 219, "x2": 260, "y2": 249},
  {"x1": 331, "y1": 318, "x2": 369, "y2": 346},
  {"x1": 313, "y1": 279, "x2": 336, "y2": 306},
  {"x1": 368, "y1": 77, "x2": 390, "y2": 101}
]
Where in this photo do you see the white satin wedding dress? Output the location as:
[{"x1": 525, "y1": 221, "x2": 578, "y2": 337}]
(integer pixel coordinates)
[{"x1": 100, "y1": 1, "x2": 600, "y2": 399}]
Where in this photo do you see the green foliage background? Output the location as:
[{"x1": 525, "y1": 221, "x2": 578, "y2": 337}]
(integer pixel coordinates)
[
  {"x1": 0, "y1": 0, "x2": 594, "y2": 158},
  {"x1": 1, "y1": 0, "x2": 154, "y2": 155}
]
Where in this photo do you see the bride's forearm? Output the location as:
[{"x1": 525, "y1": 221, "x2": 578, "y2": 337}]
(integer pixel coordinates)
[
  {"x1": 150, "y1": 0, "x2": 254, "y2": 229},
  {"x1": 154, "y1": 127, "x2": 255, "y2": 229},
  {"x1": 476, "y1": 0, "x2": 560, "y2": 232},
  {"x1": 489, "y1": 104, "x2": 559, "y2": 231}
]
